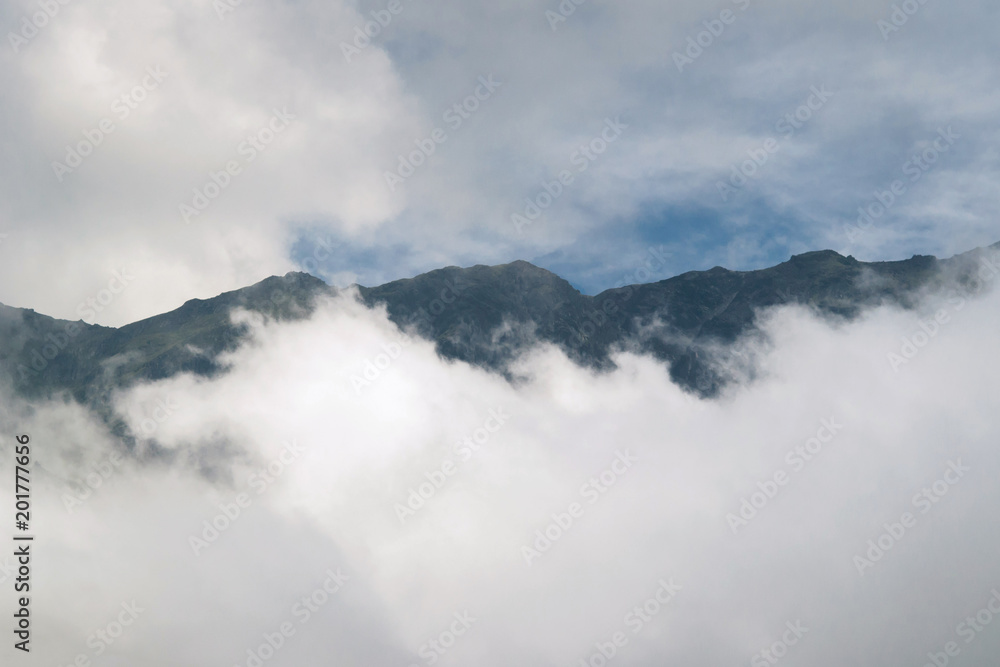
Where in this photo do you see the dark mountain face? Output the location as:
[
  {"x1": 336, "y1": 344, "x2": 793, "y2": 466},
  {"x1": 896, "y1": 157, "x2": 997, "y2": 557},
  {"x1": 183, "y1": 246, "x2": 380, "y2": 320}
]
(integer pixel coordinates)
[
  {"x1": 0, "y1": 272, "x2": 330, "y2": 405},
  {"x1": 2, "y1": 242, "x2": 997, "y2": 412}
]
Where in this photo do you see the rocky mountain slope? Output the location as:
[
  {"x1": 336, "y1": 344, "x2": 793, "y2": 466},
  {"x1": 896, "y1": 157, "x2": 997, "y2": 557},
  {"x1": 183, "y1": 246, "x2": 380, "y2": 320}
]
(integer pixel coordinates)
[{"x1": 2, "y1": 242, "x2": 997, "y2": 410}]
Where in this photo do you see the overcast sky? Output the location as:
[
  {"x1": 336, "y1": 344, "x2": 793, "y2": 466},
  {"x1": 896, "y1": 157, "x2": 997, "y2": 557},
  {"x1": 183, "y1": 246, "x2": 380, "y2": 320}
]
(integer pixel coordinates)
[{"x1": 0, "y1": 0, "x2": 998, "y2": 325}]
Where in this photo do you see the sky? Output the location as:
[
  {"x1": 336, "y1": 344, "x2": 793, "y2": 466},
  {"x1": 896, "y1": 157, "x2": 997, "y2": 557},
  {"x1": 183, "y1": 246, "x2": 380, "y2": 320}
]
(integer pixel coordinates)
[
  {"x1": 1, "y1": 281, "x2": 999, "y2": 666},
  {"x1": 3, "y1": 3, "x2": 1000, "y2": 664},
  {"x1": 1, "y1": 0, "x2": 999, "y2": 325}
]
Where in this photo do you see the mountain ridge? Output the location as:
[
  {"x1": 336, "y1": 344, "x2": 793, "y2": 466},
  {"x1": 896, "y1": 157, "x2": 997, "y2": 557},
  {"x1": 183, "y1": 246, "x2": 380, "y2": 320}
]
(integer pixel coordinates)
[{"x1": 2, "y1": 242, "x2": 998, "y2": 414}]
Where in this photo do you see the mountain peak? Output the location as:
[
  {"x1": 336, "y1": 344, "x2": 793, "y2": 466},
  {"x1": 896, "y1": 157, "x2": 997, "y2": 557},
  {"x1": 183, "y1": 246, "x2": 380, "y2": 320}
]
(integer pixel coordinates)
[
  {"x1": 2, "y1": 241, "x2": 996, "y2": 403},
  {"x1": 787, "y1": 249, "x2": 851, "y2": 262}
]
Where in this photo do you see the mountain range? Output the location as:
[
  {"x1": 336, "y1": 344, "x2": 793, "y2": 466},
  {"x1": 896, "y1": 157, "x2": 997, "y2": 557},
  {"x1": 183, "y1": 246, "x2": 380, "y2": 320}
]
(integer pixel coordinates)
[{"x1": 2, "y1": 242, "x2": 998, "y2": 422}]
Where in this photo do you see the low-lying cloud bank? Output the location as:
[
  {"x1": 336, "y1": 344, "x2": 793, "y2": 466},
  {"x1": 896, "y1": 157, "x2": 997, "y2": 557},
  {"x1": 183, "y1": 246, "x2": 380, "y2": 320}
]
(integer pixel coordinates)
[{"x1": 1, "y1": 283, "x2": 999, "y2": 666}]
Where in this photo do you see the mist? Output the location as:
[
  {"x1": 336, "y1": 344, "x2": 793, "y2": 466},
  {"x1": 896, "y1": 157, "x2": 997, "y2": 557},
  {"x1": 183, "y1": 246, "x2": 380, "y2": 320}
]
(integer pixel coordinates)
[{"x1": 0, "y1": 280, "x2": 998, "y2": 667}]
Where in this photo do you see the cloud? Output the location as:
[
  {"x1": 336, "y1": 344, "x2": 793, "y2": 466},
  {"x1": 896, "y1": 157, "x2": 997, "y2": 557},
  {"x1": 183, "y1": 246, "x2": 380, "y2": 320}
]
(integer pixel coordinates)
[
  {"x1": 0, "y1": 0, "x2": 420, "y2": 323},
  {"x1": 2, "y1": 280, "x2": 999, "y2": 665},
  {"x1": 3, "y1": 0, "x2": 1000, "y2": 316}
]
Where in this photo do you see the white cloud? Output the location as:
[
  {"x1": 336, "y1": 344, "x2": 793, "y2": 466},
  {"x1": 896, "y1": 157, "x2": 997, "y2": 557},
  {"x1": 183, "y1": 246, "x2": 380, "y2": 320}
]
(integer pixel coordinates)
[
  {"x1": 0, "y1": 0, "x2": 420, "y2": 323},
  {"x1": 3, "y1": 0, "x2": 1000, "y2": 318},
  {"x1": 2, "y1": 282, "x2": 999, "y2": 665}
]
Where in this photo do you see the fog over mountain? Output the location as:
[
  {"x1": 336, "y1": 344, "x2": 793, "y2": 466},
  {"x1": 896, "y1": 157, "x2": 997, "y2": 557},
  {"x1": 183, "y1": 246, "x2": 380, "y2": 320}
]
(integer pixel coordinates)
[
  {"x1": 1, "y1": 244, "x2": 999, "y2": 666},
  {"x1": 3, "y1": 241, "x2": 998, "y2": 410},
  {"x1": 3, "y1": 0, "x2": 1000, "y2": 663}
]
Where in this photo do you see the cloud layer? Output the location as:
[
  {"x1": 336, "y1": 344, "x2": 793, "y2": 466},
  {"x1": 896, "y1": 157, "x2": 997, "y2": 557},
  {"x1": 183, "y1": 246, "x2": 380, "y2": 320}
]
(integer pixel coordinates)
[{"x1": 1, "y1": 282, "x2": 999, "y2": 665}]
